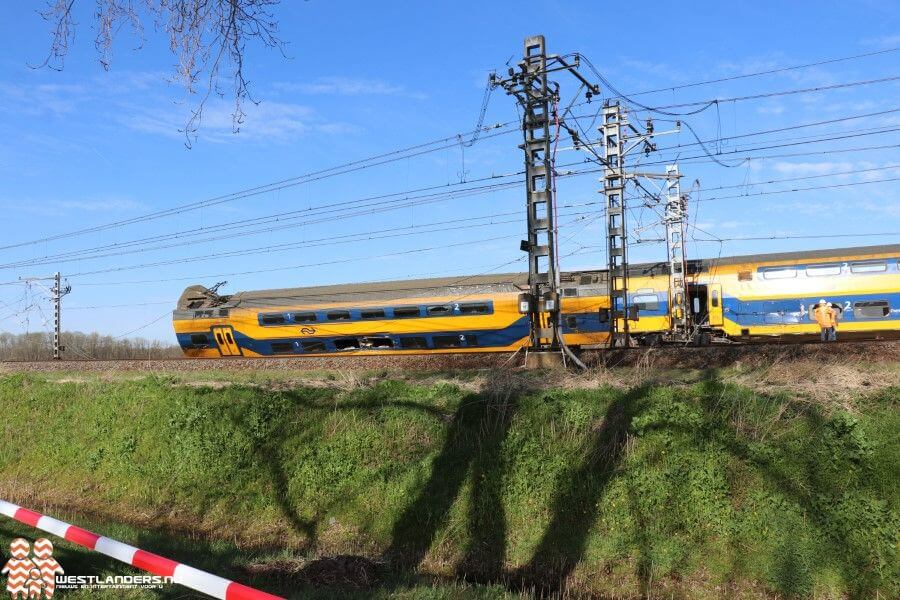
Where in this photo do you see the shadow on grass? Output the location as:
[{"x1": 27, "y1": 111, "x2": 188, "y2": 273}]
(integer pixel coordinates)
[
  {"x1": 6, "y1": 373, "x2": 893, "y2": 599},
  {"x1": 382, "y1": 375, "x2": 529, "y2": 582},
  {"x1": 693, "y1": 369, "x2": 893, "y2": 599},
  {"x1": 507, "y1": 385, "x2": 650, "y2": 595},
  {"x1": 226, "y1": 384, "x2": 463, "y2": 553},
  {"x1": 625, "y1": 369, "x2": 896, "y2": 599}
]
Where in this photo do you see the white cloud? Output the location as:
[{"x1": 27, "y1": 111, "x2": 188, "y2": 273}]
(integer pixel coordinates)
[
  {"x1": 620, "y1": 58, "x2": 683, "y2": 82},
  {"x1": 857, "y1": 200, "x2": 900, "y2": 218},
  {"x1": 3, "y1": 197, "x2": 144, "y2": 216},
  {"x1": 119, "y1": 98, "x2": 359, "y2": 143},
  {"x1": 274, "y1": 77, "x2": 427, "y2": 100},
  {"x1": 52, "y1": 198, "x2": 143, "y2": 211},
  {"x1": 0, "y1": 82, "x2": 88, "y2": 116},
  {"x1": 861, "y1": 34, "x2": 900, "y2": 48},
  {"x1": 771, "y1": 161, "x2": 855, "y2": 176},
  {"x1": 718, "y1": 220, "x2": 755, "y2": 229},
  {"x1": 712, "y1": 54, "x2": 838, "y2": 86},
  {"x1": 756, "y1": 103, "x2": 785, "y2": 115}
]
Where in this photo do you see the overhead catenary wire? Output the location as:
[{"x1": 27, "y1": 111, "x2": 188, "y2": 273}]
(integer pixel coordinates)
[
  {"x1": 0, "y1": 183, "x2": 603, "y2": 270},
  {"x1": 0, "y1": 165, "x2": 603, "y2": 269},
  {"x1": 642, "y1": 75, "x2": 900, "y2": 112},
  {"x1": 621, "y1": 45, "x2": 900, "y2": 97},
  {"x1": 0, "y1": 126, "x2": 519, "y2": 252},
  {"x1": 5, "y1": 45, "x2": 900, "y2": 343},
  {"x1": 7, "y1": 49, "x2": 898, "y2": 254},
  {"x1": 4, "y1": 124, "x2": 896, "y2": 272},
  {"x1": 112, "y1": 311, "x2": 174, "y2": 339},
  {"x1": 689, "y1": 232, "x2": 900, "y2": 242},
  {"x1": 63, "y1": 212, "x2": 597, "y2": 280},
  {"x1": 695, "y1": 175, "x2": 900, "y2": 203}
]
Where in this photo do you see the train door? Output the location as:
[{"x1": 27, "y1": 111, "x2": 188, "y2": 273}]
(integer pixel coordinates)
[
  {"x1": 211, "y1": 326, "x2": 242, "y2": 356},
  {"x1": 688, "y1": 284, "x2": 709, "y2": 325},
  {"x1": 707, "y1": 284, "x2": 724, "y2": 327}
]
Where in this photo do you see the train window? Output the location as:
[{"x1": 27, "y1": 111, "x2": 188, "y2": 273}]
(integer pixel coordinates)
[
  {"x1": 260, "y1": 313, "x2": 286, "y2": 325},
  {"x1": 427, "y1": 305, "x2": 452, "y2": 316},
  {"x1": 850, "y1": 261, "x2": 887, "y2": 274},
  {"x1": 399, "y1": 336, "x2": 428, "y2": 349},
  {"x1": 806, "y1": 264, "x2": 841, "y2": 277},
  {"x1": 632, "y1": 294, "x2": 660, "y2": 311},
  {"x1": 563, "y1": 288, "x2": 577, "y2": 297},
  {"x1": 458, "y1": 303, "x2": 491, "y2": 315},
  {"x1": 738, "y1": 271, "x2": 752, "y2": 281},
  {"x1": 711, "y1": 290, "x2": 720, "y2": 308},
  {"x1": 300, "y1": 341, "x2": 326, "y2": 352},
  {"x1": 361, "y1": 336, "x2": 393, "y2": 349},
  {"x1": 393, "y1": 306, "x2": 421, "y2": 318},
  {"x1": 215, "y1": 332, "x2": 224, "y2": 345},
  {"x1": 854, "y1": 300, "x2": 890, "y2": 318},
  {"x1": 326, "y1": 310, "x2": 351, "y2": 321},
  {"x1": 218, "y1": 309, "x2": 229, "y2": 317},
  {"x1": 294, "y1": 312, "x2": 317, "y2": 323},
  {"x1": 225, "y1": 332, "x2": 235, "y2": 344},
  {"x1": 762, "y1": 267, "x2": 797, "y2": 280},
  {"x1": 189, "y1": 334, "x2": 209, "y2": 345},
  {"x1": 431, "y1": 335, "x2": 475, "y2": 348},
  {"x1": 334, "y1": 338, "x2": 360, "y2": 350},
  {"x1": 598, "y1": 308, "x2": 610, "y2": 323},
  {"x1": 360, "y1": 309, "x2": 386, "y2": 319},
  {"x1": 807, "y1": 303, "x2": 843, "y2": 321},
  {"x1": 270, "y1": 342, "x2": 294, "y2": 354},
  {"x1": 565, "y1": 316, "x2": 579, "y2": 329}
]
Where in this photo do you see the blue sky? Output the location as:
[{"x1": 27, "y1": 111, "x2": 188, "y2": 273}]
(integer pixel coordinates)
[{"x1": 0, "y1": 1, "x2": 898, "y2": 342}]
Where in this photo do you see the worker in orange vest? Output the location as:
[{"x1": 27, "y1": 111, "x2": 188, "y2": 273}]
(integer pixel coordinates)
[{"x1": 815, "y1": 299, "x2": 838, "y2": 342}]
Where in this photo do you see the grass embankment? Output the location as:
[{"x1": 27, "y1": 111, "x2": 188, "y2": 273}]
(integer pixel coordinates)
[{"x1": 0, "y1": 368, "x2": 896, "y2": 599}]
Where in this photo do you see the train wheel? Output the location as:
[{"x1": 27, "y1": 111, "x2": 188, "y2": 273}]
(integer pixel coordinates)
[{"x1": 641, "y1": 334, "x2": 662, "y2": 347}]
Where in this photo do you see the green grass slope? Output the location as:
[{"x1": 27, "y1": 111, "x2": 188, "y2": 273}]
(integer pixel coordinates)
[{"x1": 0, "y1": 371, "x2": 896, "y2": 599}]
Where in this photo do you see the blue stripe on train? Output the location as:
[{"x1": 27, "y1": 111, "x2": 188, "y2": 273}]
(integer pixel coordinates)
[
  {"x1": 238, "y1": 318, "x2": 532, "y2": 354},
  {"x1": 178, "y1": 317, "x2": 533, "y2": 355},
  {"x1": 722, "y1": 291, "x2": 900, "y2": 326},
  {"x1": 561, "y1": 311, "x2": 613, "y2": 333},
  {"x1": 179, "y1": 310, "x2": 614, "y2": 354}
]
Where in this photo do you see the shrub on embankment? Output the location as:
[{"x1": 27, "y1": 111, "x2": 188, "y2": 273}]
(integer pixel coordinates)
[{"x1": 0, "y1": 372, "x2": 896, "y2": 598}]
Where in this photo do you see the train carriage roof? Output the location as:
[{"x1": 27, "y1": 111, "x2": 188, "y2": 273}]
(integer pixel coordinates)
[{"x1": 177, "y1": 243, "x2": 900, "y2": 310}]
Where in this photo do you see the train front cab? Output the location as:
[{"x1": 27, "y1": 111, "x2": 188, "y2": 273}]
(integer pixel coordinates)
[{"x1": 211, "y1": 325, "x2": 242, "y2": 356}]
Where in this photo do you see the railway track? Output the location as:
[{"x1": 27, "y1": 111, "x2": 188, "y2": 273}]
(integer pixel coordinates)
[{"x1": 1, "y1": 340, "x2": 897, "y2": 371}]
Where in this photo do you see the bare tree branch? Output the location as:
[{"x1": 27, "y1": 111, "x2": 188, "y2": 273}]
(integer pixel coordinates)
[{"x1": 37, "y1": 0, "x2": 286, "y2": 147}]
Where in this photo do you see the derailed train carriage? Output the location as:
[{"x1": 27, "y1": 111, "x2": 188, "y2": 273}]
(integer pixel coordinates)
[{"x1": 173, "y1": 243, "x2": 900, "y2": 357}]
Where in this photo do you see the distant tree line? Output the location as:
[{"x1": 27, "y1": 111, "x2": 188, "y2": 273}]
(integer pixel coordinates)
[{"x1": 0, "y1": 331, "x2": 182, "y2": 361}]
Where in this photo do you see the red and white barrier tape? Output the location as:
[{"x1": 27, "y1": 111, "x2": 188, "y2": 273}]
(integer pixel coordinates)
[{"x1": 0, "y1": 500, "x2": 284, "y2": 600}]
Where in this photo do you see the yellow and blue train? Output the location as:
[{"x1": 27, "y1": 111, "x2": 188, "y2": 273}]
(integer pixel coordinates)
[{"x1": 173, "y1": 243, "x2": 900, "y2": 357}]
